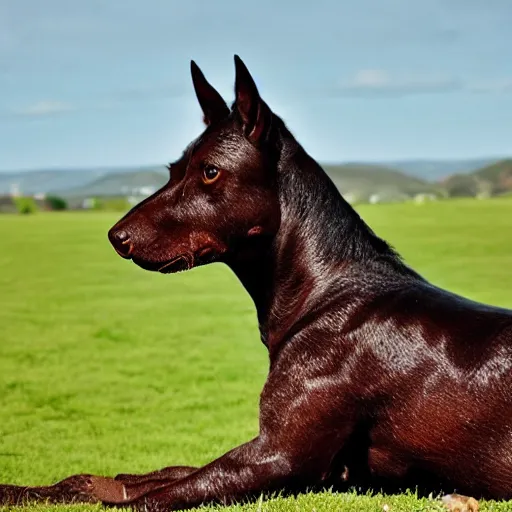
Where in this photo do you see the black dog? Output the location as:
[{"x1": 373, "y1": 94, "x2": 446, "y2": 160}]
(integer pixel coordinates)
[{"x1": 1, "y1": 55, "x2": 511, "y2": 511}]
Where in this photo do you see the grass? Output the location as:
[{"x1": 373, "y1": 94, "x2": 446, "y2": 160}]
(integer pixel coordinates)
[{"x1": 1, "y1": 197, "x2": 512, "y2": 511}]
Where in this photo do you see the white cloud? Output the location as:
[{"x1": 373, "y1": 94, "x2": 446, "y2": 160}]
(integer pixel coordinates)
[
  {"x1": 467, "y1": 80, "x2": 512, "y2": 94},
  {"x1": 14, "y1": 100, "x2": 74, "y2": 117},
  {"x1": 3, "y1": 85, "x2": 190, "y2": 121},
  {"x1": 351, "y1": 69, "x2": 391, "y2": 88},
  {"x1": 334, "y1": 69, "x2": 463, "y2": 97},
  {"x1": 329, "y1": 70, "x2": 512, "y2": 98}
]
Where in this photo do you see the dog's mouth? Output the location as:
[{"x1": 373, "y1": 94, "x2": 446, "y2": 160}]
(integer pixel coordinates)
[
  {"x1": 132, "y1": 247, "x2": 219, "y2": 275},
  {"x1": 157, "y1": 254, "x2": 193, "y2": 274},
  {"x1": 130, "y1": 254, "x2": 191, "y2": 274}
]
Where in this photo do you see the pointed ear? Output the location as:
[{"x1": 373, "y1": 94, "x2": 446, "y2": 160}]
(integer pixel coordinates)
[
  {"x1": 191, "y1": 60, "x2": 229, "y2": 126},
  {"x1": 234, "y1": 55, "x2": 272, "y2": 144}
]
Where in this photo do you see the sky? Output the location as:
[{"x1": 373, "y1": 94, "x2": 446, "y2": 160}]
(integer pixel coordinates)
[{"x1": 0, "y1": 0, "x2": 511, "y2": 171}]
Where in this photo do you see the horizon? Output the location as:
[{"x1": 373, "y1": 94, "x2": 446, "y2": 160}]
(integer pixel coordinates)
[
  {"x1": 1, "y1": 154, "x2": 511, "y2": 174},
  {"x1": 1, "y1": 0, "x2": 511, "y2": 170}
]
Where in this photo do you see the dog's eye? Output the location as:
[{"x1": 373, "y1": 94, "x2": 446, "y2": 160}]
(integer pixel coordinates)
[{"x1": 202, "y1": 165, "x2": 221, "y2": 184}]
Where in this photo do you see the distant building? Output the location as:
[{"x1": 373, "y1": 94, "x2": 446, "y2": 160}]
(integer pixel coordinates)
[
  {"x1": 127, "y1": 196, "x2": 143, "y2": 206},
  {"x1": 343, "y1": 191, "x2": 364, "y2": 204},
  {"x1": 82, "y1": 198, "x2": 97, "y2": 209},
  {"x1": 137, "y1": 186, "x2": 156, "y2": 196},
  {"x1": 370, "y1": 190, "x2": 410, "y2": 205},
  {"x1": 9, "y1": 183, "x2": 20, "y2": 197},
  {"x1": 413, "y1": 193, "x2": 438, "y2": 204}
]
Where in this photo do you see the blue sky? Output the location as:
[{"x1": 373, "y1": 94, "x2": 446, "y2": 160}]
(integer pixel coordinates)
[{"x1": 0, "y1": 0, "x2": 511, "y2": 170}]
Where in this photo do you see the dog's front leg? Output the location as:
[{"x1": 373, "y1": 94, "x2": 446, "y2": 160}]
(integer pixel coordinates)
[
  {"x1": 0, "y1": 467, "x2": 199, "y2": 506},
  {"x1": 102, "y1": 436, "x2": 301, "y2": 511},
  {"x1": 103, "y1": 373, "x2": 356, "y2": 511},
  {"x1": 0, "y1": 474, "x2": 122, "y2": 506},
  {"x1": 115, "y1": 465, "x2": 198, "y2": 484}
]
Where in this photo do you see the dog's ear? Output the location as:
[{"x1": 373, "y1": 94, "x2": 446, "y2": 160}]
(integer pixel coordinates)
[
  {"x1": 191, "y1": 60, "x2": 229, "y2": 126},
  {"x1": 234, "y1": 55, "x2": 272, "y2": 144}
]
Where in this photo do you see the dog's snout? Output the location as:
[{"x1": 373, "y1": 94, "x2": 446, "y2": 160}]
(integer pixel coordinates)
[{"x1": 109, "y1": 229, "x2": 134, "y2": 259}]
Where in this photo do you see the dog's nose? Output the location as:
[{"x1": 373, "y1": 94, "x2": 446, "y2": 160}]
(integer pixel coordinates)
[
  {"x1": 114, "y1": 230, "x2": 129, "y2": 243},
  {"x1": 109, "y1": 229, "x2": 134, "y2": 258}
]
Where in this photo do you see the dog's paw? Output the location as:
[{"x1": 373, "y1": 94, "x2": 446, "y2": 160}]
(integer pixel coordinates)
[
  {"x1": 441, "y1": 493, "x2": 479, "y2": 512},
  {"x1": 0, "y1": 484, "x2": 30, "y2": 506},
  {"x1": 0, "y1": 474, "x2": 126, "y2": 506},
  {"x1": 88, "y1": 476, "x2": 128, "y2": 503},
  {"x1": 46, "y1": 474, "x2": 104, "y2": 503}
]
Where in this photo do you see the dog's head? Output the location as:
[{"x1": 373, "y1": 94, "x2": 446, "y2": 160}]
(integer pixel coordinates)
[{"x1": 108, "y1": 56, "x2": 281, "y2": 274}]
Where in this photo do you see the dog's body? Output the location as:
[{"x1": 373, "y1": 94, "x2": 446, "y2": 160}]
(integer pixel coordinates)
[{"x1": 1, "y1": 56, "x2": 511, "y2": 510}]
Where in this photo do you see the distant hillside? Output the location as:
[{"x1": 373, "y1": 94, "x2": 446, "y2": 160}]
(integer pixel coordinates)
[
  {"x1": 0, "y1": 162, "x2": 442, "y2": 204},
  {"x1": 2, "y1": 157, "x2": 511, "y2": 204},
  {"x1": 323, "y1": 164, "x2": 441, "y2": 203},
  {"x1": 56, "y1": 163, "x2": 439, "y2": 203},
  {"x1": 60, "y1": 169, "x2": 168, "y2": 197},
  {"x1": 0, "y1": 169, "x2": 106, "y2": 195},
  {"x1": 0, "y1": 157, "x2": 509, "y2": 197},
  {"x1": 0, "y1": 166, "x2": 167, "y2": 196},
  {"x1": 1, "y1": 157, "x2": 508, "y2": 195},
  {"x1": 442, "y1": 159, "x2": 512, "y2": 198},
  {"x1": 365, "y1": 158, "x2": 501, "y2": 181}
]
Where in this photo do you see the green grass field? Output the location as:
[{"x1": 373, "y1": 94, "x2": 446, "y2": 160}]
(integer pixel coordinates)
[{"x1": 1, "y1": 198, "x2": 512, "y2": 511}]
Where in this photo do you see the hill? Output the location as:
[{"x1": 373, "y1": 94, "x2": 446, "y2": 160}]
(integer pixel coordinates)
[
  {"x1": 442, "y1": 159, "x2": 512, "y2": 198},
  {"x1": 2, "y1": 158, "x2": 510, "y2": 204},
  {"x1": 0, "y1": 157, "x2": 507, "y2": 198},
  {"x1": 0, "y1": 169, "x2": 107, "y2": 196},
  {"x1": 369, "y1": 157, "x2": 500, "y2": 181},
  {"x1": 0, "y1": 166, "x2": 167, "y2": 196},
  {"x1": 322, "y1": 163, "x2": 440, "y2": 203},
  {"x1": 57, "y1": 163, "x2": 438, "y2": 204},
  {"x1": 60, "y1": 169, "x2": 168, "y2": 197},
  {"x1": 0, "y1": 163, "x2": 441, "y2": 205}
]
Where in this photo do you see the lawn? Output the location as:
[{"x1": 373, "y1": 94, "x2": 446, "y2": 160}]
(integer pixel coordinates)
[{"x1": 1, "y1": 198, "x2": 512, "y2": 511}]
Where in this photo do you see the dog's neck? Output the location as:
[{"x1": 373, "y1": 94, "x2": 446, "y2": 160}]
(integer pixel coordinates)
[{"x1": 227, "y1": 121, "x2": 417, "y2": 355}]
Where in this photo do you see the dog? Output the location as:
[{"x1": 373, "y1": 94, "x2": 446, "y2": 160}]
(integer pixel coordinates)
[{"x1": 1, "y1": 55, "x2": 511, "y2": 511}]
